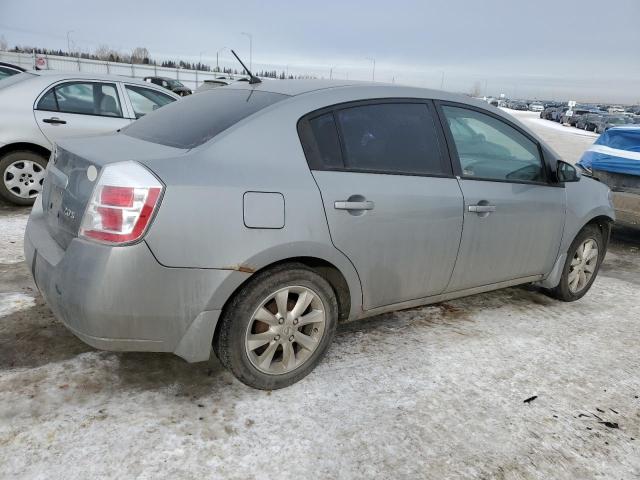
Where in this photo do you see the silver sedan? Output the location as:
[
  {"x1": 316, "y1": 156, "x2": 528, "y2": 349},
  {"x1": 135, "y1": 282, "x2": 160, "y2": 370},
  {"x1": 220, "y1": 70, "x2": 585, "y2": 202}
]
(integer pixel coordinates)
[
  {"x1": 0, "y1": 71, "x2": 179, "y2": 205},
  {"x1": 24, "y1": 80, "x2": 614, "y2": 389}
]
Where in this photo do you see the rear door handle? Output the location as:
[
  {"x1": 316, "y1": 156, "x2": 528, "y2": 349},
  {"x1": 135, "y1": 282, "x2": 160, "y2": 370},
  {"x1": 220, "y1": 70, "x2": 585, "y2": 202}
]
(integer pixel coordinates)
[
  {"x1": 334, "y1": 200, "x2": 375, "y2": 211},
  {"x1": 42, "y1": 117, "x2": 66, "y2": 125},
  {"x1": 468, "y1": 204, "x2": 496, "y2": 213}
]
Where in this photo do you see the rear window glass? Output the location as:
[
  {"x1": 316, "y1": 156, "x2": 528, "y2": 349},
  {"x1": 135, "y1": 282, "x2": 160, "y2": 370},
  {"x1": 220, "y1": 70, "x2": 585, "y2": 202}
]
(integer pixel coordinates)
[
  {"x1": 0, "y1": 72, "x2": 35, "y2": 90},
  {"x1": 123, "y1": 88, "x2": 288, "y2": 148}
]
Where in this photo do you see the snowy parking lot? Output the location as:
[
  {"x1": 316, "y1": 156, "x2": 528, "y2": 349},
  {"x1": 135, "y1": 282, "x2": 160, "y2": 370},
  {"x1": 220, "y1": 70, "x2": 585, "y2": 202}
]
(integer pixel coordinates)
[{"x1": 1, "y1": 110, "x2": 639, "y2": 479}]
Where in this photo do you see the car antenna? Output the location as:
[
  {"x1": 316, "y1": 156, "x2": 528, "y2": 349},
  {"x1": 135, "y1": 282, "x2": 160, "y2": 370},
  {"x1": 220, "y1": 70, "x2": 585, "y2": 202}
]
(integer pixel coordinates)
[{"x1": 231, "y1": 49, "x2": 261, "y2": 84}]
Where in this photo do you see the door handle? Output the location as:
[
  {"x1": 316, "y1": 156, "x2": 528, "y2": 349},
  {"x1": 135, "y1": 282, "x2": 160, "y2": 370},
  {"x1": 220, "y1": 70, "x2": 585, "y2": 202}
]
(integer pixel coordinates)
[
  {"x1": 468, "y1": 204, "x2": 496, "y2": 213},
  {"x1": 42, "y1": 117, "x2": 67, "y2": 125},
  {"x1": 334, "y1": 200, "x2": 375, "y2": 211}
]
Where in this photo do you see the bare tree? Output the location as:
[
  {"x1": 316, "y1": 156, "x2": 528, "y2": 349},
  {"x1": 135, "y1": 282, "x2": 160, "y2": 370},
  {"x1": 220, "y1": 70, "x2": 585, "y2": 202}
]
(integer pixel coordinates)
[
  {"x1": 94, "y1": 44, "x2": 113, "y2": 60},
  {"x1": 131, "y1": 47, "x2": 150, "y2": 64},
  {"x1": 0, "y1": 35, "x2": 8, "y2": 51}
]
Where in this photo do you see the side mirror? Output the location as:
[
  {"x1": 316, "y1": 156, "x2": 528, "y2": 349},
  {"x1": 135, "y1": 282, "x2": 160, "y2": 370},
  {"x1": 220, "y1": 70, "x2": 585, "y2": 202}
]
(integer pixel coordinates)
[{"x1": 557, "y1": 160, "x2": 580, "y2": 183}]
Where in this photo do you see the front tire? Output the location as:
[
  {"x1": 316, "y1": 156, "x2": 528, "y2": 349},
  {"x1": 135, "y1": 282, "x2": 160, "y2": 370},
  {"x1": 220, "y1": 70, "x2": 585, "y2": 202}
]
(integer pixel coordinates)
[
  {"x1": 0, "y1": 150, "x2": 48, "y2": 206},
  {"x1": 214, "y1": 263, "x2": 338, "y2": 389},
  {"x1": 547, "y1": 225, "x2": 604, "y2": 302}
]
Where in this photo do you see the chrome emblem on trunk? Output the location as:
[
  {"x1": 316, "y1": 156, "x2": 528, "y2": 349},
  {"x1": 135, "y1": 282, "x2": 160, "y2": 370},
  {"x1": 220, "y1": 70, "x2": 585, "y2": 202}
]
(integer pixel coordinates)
[{"x1": 63, "y1": 207, "x2": 75, "y2": 220}]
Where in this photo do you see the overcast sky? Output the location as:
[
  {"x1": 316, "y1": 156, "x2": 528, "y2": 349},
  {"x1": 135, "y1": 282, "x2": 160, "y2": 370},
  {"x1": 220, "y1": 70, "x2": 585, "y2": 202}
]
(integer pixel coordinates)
[{"x1": 1, "y1": 0, "x2": 638, "y2": 103}]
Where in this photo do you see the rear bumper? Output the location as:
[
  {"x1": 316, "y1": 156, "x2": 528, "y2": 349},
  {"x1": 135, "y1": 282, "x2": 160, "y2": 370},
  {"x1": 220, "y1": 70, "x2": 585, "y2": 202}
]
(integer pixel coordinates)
[{"x1": 24, "y1": 197, "x2": 247, "y2": 362}]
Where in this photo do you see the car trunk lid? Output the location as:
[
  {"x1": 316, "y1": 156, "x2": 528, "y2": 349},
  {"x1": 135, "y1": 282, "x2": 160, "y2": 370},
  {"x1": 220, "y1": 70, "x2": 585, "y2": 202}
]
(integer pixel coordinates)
[{"x1": 40, "y1": 132, "x2": 187, "y2": 250}]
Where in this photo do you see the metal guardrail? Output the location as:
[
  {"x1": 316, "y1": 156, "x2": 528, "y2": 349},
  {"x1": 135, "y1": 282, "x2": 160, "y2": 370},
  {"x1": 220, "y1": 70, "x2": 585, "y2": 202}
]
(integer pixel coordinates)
[{"x1": 0, "y1": 50, "x2": 248, "y2": 90}]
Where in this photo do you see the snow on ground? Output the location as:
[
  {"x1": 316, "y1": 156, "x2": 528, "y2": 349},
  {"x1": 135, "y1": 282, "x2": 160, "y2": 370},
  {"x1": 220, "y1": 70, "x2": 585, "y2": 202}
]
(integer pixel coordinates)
[
  {"x1": 0, "y1": 292, "x2": 35, "y2": 317},
  {"x1": 0, "y1": 212, "x2": 28, "y2": 264},
  {"x1": 0, "y1": 123, "x2": 639, "y2": 479},
  {"x1": 503, "y1": 109, "x2": 598, "y2": 165}
]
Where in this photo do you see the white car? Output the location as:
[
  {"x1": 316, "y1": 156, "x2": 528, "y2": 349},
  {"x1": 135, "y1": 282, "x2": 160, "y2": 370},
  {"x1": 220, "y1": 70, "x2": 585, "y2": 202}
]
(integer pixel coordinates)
[
  {"x1": 0, "y1": 71, "x2": 179, "y2": 205},
  {"x1": 529, "y1": 103, "x2": 544, "y2": 112}
]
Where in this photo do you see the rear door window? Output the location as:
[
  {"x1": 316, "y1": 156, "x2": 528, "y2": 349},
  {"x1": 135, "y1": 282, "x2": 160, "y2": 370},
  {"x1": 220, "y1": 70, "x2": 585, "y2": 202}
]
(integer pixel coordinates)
[
  {"x1": 125, "y1": 85, "x2": 175, "y2": 118},
  {"x1": 123, "y1": 88, "x2": 287, "y2": 148},
  {"x1": 305, "y1": 113, "x2": 344, "y2": 169},
  {"x1": 334, "y1": 103, "x2": 447, "y2": 175},
  {"x1": 36, "y1": 82, "x2": 123, "y2": 117}
]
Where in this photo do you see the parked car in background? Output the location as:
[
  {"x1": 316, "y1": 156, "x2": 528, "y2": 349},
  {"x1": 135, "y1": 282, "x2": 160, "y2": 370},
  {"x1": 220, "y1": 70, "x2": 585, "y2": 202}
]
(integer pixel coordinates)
[
  {"x1": 24, "y1": 80, "x2": 614, "y2": 389},
  {"x1": 578, "y1": 126, "x2": 640, "y2": 227},
  {"x1": 143, "y1": 76, "x2": 192, "y2": 96},
  {"x1": 552, "y1": 106, "x2": 569, "y2": 122},
  {"x1": 510, "y1": 101, "x2": 529, "y2": 111},
  {"x1": 195, "y1": 77, "x2": 233, "y2": 93},
  {"x1": 593, "y1": 115, "x2": 631, "y2": 134},
  {"x1": 576, "y1": 113, "x2": 602, "y2": 132},
  {"x1": 529, "y1": 102, "x2": 544, "y2": 112},
  {"x1": 0, "y1": 61, "x2": 26, "y2": 80},
  {"x1": 0, "y1": 71, "x2": 179, "y2": 205},
  {"x1": 540, "y1": 106, "x2": 555, "y2": 119},
  {"x1": 562, "y1": 107, "x2": 593, "y2": 126}
]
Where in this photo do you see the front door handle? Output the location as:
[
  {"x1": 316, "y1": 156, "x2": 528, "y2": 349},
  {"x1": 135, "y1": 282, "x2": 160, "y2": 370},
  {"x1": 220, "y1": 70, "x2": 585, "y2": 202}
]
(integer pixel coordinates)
[
  {"x1": 468, "y1": 204, "x2": 496, "y2": 213},
  {"x1": 334, "y1": 200, "x2": 375, "y2": 211},
  {"x1": 42, "y1": 117, "x2": 67, "y2": 125}
]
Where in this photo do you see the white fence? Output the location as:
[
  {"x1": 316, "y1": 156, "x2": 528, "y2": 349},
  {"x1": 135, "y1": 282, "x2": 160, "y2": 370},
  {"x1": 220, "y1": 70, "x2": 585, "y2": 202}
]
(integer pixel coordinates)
[{"x1": 0, "y1": 51, "x2": 248, "y2": 90}]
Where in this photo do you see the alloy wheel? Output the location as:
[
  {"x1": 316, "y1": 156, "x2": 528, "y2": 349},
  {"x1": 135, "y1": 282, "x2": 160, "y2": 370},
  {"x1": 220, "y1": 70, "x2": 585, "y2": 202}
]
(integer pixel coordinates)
[
  {"x1": 245, "y1": 285, "x2": 326, "y2": 375},
  {"x1": 568, "y1": 238, "x2": 599, "y2": 293}
]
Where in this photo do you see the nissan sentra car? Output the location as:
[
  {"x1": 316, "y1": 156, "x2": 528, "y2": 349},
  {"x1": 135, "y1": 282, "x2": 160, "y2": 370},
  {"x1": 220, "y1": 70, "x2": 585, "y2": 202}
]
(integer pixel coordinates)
[{"x1": 24, "y1": 80, "x2": 614, "y2": 389}]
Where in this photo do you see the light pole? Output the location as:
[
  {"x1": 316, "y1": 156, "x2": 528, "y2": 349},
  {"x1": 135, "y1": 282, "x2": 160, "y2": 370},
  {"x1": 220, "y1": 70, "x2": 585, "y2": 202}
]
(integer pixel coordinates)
[
  {"x1": 365, "y1": 57, "x2": 375, "y2": 81},
  {"x1": 329, "y1": 66, "x2": 336, "y2": 80},
  {"x1": 66, "y1": 30, "x2": 74, "y2": 55},
  {"x1": 216, "y1": 47, "x2": 228, "y2": 72},
  {"x1": 241, "y1": 32, "x2": 252, "y2": 71},
  {"x1": 440, "y1": 71, "x2": 445, "y2": 90}
]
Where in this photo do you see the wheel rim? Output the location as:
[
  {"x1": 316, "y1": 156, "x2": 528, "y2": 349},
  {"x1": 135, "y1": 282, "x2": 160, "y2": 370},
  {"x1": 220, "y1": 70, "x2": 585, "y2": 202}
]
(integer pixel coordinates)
[
  {"x1": 245, "y1": 285, "x2": 326, "y2": 375},
  {"x1": 3, "y1": 160, "x2": 46, "y2": 199},
  {"x1": 568, "y1": 238, "x2": 599, "y2": 293}
]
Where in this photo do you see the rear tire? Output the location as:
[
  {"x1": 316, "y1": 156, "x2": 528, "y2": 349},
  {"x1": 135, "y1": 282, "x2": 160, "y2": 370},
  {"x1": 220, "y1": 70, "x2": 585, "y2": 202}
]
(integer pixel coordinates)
[
  {"x1": 0, "y1": 150, "x2": 48, "y2": 206},
  {"x1": 547, "y1": 225, "x2": 604, "y2": 302},
  {"x1": 213, "y1": 263, "x2": 338, "y2": 389}
]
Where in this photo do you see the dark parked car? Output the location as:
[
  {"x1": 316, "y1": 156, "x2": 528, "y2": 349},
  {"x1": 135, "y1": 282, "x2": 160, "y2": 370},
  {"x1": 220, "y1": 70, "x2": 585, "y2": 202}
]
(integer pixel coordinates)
[
  {"x1": 143, "y1": 76, "x2": 192, "y2": 96},
  {"x1": 551, "y1": 106, "x2": 569, "y2": 122},
  {"x1": 0, "y1": 62, "x2": 26, "y2": 80},
  {"x1": 576, "y1": 114, "x2": 603, "y2": 132},
  {"x1": 593, "y1": 115, "x2": 631, "y2": 134},
  {"x1": 510, "y1": 101, "x2": 529, "y2": 111},
  {"x1": 562, "y1": 108, "x2": 593, "y2": 127}
]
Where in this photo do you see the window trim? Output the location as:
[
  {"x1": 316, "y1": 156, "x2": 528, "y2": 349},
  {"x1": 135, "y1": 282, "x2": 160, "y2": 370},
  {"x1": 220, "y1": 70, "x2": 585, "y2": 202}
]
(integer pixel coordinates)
[
  {"x1": 434, "y1": 100, "x2": 560, "y2": 187},
  {"x1": 34, "y1": 80, "x2": 125, "y2": 119},
  {"x1": 297, "y1": 98, "x2": 455, "y2": 179}
]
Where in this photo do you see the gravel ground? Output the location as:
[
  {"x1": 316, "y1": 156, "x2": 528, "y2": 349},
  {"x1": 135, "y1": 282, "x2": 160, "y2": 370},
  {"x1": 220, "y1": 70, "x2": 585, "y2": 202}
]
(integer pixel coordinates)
[{"x1": 1, "y1": 113, "x2": 639, "y2": 479}]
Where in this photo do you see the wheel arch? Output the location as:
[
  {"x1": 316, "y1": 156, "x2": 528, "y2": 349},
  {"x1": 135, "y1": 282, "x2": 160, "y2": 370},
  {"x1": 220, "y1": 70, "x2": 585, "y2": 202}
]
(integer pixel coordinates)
[
  {"x1": 0, "y1": 142, "x2": 51, "y2": 160},
  {"x1": 209, "y1": 254, "x2": 360, "y2": 358}
]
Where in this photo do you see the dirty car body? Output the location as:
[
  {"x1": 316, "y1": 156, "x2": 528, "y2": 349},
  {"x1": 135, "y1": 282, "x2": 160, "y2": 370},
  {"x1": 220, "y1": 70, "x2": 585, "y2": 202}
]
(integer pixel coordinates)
[{"x1": 24, "y1": 80, "x2": 615, "y2": 389}]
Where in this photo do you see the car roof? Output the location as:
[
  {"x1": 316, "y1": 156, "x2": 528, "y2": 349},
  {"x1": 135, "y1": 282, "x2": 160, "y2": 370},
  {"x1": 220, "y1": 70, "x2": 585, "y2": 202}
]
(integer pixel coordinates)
[
  {"x1": 23, "y1": 69, "x2": 158, "y2": 87},
  {"x1": 0, "y1": 61, "x2": 26, "y2": 71},
  {"x1": 221, "y1": 78, "x2": 493, "y2": 106}
]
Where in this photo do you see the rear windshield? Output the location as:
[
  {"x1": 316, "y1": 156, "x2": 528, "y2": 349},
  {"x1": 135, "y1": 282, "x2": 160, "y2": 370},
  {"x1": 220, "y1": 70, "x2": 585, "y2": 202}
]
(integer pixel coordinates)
[
  {"x1": 0, "y1": 72, "x2": 35, "y2": 90},
  {"x1": 123, "y1": 88, "x2": 288, "y2": 148}
]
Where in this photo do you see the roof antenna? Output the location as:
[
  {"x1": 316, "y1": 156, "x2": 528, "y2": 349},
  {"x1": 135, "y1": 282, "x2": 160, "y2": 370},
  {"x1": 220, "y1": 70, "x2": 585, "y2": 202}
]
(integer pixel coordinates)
[{"x1": 231, "y1": 49, "x2": 261, "y2": 84}]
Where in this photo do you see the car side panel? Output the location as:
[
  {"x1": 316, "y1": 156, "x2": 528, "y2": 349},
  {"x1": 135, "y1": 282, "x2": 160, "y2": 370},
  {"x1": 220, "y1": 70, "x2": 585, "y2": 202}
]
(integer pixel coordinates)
[{"x1": 142, "y1": 102, "x2": 364, "y2": 319}]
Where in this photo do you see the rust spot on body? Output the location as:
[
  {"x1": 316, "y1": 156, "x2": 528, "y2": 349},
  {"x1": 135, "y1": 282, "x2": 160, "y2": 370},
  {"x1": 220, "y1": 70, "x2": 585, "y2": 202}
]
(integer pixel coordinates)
[{"x1": 224, "y1": 264, "x2": 256, "y2": 273}]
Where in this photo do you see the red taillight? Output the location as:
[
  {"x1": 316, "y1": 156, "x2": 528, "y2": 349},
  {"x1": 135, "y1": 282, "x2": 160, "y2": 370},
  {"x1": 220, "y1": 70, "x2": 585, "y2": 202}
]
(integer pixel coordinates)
[
  {"x1": 79, "y1": 162, "x2": 163, "y2": 245},
  {"x1": 101, "y1": 186, "x2": 134, "y2": 207}
]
